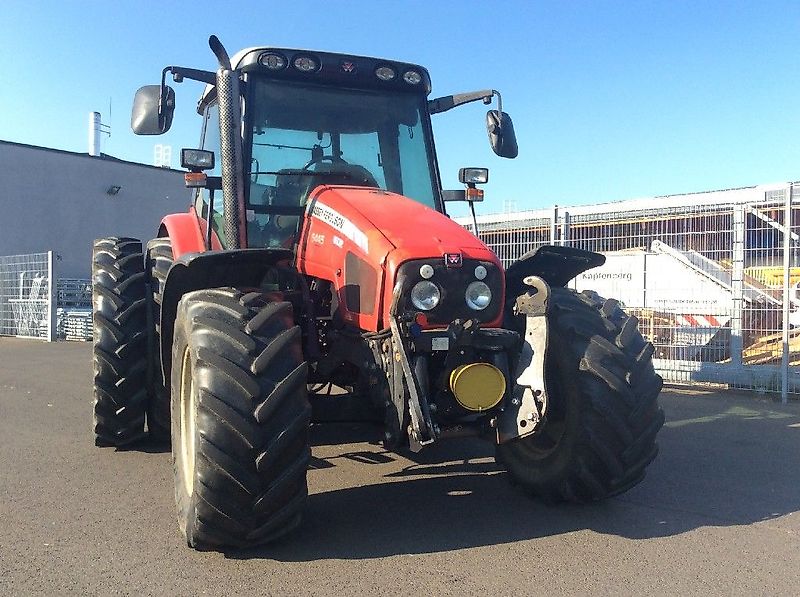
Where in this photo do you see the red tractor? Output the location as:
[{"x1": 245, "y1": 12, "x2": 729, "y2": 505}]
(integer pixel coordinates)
[{"x1": 92, "y1": 36, "x2": 663, "y2": 550}]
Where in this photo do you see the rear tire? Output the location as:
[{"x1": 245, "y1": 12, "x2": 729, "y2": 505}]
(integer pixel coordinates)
[
  {"x1": 146, "y1": 237, "x2": 174, "y2": 442},
  {"x1": 497, "y1": 288, "x2": 664, "y2": 502},
  {"x1": 92, "y1": 237, "x2": 148, "y2": 447},
  {"x1": 171, "y1": 288, "x2": 311, "y2": 549}
]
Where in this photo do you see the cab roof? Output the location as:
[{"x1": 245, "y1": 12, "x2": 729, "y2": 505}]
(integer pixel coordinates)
[{"x1": 198, "y1": 46, "x2": 432, "y2": 113}]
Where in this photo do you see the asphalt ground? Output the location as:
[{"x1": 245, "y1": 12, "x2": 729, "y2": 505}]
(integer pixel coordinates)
[{"x1": 1, "y1": 337, "x2": 799, "y2": 596}]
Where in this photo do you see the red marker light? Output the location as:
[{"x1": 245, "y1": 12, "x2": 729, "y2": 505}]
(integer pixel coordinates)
[
  {"x1": 184, "y1": 172, "x2": 207, "y2": 188},
  {"x1": 414, "y1": 312, "x2": 428, "y2": 326}
]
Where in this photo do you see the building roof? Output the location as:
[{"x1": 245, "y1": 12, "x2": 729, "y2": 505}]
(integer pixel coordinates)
[
  {"x1": 0, "y1": 139, "x2": 183, "y2": 173},
  {"x1": 457, "y1": 180, "x2": 799, "y2": 228}
]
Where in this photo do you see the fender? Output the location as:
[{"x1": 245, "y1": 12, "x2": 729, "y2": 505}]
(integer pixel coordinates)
[
  {"x1": 158, "y1": 248, "x2": 293, "y2": 385},
  {"x1": 505, "y1": 245, "x2": 605, "y2": 300},
  {"x1": 159, "y1": 207, "x2": 223, "y2": 258}
]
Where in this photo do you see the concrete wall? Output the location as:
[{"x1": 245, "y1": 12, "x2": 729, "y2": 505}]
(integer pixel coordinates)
[{"x1": 0, "y1": 141, "x2": 193, "y2": 278}]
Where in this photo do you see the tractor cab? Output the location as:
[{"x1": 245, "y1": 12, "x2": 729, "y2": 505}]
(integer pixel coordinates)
[{"x1": 185, "y1": 47, "x2": 442, "y2": 250}]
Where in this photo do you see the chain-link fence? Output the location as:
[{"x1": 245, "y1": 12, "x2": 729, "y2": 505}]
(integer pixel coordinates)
[
  {"x1": 464, "y1": 183, "x2": 799, "y2": 400},
  {"x1": 0, "y1": 252, "x2": 92, "y2": 342}
]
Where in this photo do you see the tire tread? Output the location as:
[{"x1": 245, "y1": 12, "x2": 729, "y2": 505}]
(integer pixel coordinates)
[
  {"x1": 173, "y1": 288, "x2": 310, "y2": 549},
  {"x1": 92, "y1": 237, "x2": 147, "y2": 447}
]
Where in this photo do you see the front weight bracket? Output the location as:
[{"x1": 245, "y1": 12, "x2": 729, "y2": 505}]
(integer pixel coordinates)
[{"x1": 497, "y1": 275, "x2": 550, "y2": 443}]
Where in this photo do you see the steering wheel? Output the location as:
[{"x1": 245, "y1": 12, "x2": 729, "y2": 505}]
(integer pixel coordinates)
[{"x1": 303, "y1": 155, "x2": 348, "y2": 170}]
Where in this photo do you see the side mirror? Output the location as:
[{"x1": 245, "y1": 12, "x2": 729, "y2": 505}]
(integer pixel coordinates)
[
  {"x1": 131, "y1": 85, "x2": 175, "y2": 135},
  {"x1": 486, "y1": 110, "x2": 518, "y2": 159}
]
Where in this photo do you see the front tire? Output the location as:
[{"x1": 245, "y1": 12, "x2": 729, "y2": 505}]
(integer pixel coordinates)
[
  {"x1": 171, "y1": 288, "x2": 311, "y2": 549},
  {"x1": 497, "y1": 288, "x2": 664, "y2": 502}
]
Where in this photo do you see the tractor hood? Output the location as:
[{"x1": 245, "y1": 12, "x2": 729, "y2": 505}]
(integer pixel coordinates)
[
  {"x1": 298, "y1": 185, "x2": 504, "y2": 332},
  {"x1": 308, "y1": 186, "x2": 495, "y2": 260}
]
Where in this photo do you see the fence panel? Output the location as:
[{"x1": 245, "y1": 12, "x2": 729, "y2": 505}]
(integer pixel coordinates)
[
  {"x1": 0, "y1": 252, "x2": 92, "y2": 342},
  {"x1": 0, "y1": 252, "x2": 53, "y2": 340},
  {"x1": 472, "y1": 215, "x2": 553, "y2": 267},
  {"x1": 471, "y1": 186, "x2": 799, "y2": 396}
]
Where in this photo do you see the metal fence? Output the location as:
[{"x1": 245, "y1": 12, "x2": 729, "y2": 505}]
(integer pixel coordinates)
[
  {"x1": 3, "y1": 184, "x2": 799, "y2": 398},
  {"x1": 0, "y1": 252, "x2": 55, "y2": 340},
  {"x1": 466, "y1": 183, "x2": 800, "y2": 400},
  {"x1": 0, "y1": 252, "x2": 92, "y2": 342}
]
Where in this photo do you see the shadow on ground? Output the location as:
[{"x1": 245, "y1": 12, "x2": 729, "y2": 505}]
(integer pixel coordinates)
[{"x1": 232, "y1": 390, "x2": 800, "y2": 561}]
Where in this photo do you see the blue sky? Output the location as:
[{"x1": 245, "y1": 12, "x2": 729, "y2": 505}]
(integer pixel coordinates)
[{"x1": 2, "y1": 1, "x2": 799, "y2": 216}]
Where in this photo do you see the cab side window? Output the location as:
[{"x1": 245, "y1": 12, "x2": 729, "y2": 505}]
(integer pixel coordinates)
[{"x1": 197, "y1": 103, "x2": 226, "y2": 247}]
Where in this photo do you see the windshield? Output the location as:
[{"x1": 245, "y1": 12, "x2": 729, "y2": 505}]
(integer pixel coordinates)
[{"x1": 247, "y1": 79, "x2": 438, "y2": 217}]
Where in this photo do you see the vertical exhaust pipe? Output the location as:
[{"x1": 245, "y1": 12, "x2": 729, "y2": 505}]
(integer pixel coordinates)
[{"x1": 209, "y1": 35, "x2": 246, "y2": 249}]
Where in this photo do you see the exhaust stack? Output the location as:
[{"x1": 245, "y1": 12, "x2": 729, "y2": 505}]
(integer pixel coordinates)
[
  {"x1": 89, "y1": 112, "x2": 111, "y2": 156},
  {"x1": 89, "y1": 112, "x2": 102, "y2": 156}
]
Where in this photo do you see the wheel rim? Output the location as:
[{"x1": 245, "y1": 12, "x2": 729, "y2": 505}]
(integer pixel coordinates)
[{"x1": 179, "y1": 346, "x2": 197, "y2": 497}]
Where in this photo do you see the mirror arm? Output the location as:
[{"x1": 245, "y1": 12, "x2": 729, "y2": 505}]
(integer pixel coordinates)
[
  {"x1": 442, "y1": 190, "x2": 466, "y2": 202},
  {"x1": 493, "y1": 90, "x2": 503, "y2": 114},
  {"x1": 155, "y1": 65, "x2": 217, "y2": 131},
  {"x1": 157, "y1": 68, "x2": 172, "y2": 132},
  {"x1": 429, "y1": 89, "x2": 500, "y2": 115},
  {"x1": 161, "y1": 65, "x2": 217, "y2": 87}
]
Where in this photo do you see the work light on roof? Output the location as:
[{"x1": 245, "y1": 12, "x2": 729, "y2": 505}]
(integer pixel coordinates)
[
  {"x1": 259, "y1": 52, "x2": 287, "y2": 70},
  {"x1": 403, "y1": 70, "x2": 422, "y2": 85},
  {"x1": 375, "y1": 66, "x2": 396, "y2": 81},
  {"x1": 293, "y1": 55, "x2": 318, "y2": 72}
]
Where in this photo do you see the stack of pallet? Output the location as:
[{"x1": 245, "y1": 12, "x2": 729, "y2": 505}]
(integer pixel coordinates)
[
  {"x1": 55, "y1": 279, "x2": 93, "y2": 341},
  {"x1": 57, "y1": 279, "x2": 91, "y2": 307},
  {"x1": 742, "y1": 329, "x2": 800, "y2": 365},
  {"x1": 57, "y1": 308, "x2": 93, "y2": 341}
]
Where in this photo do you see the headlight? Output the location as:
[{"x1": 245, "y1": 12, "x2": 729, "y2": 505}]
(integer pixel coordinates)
[
  {"x1": 465, "y1": 281, "x2": 492, "y2": 310},
  {"x1": 411, "y1": 281, "x2": 441, "y2": 311}
]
